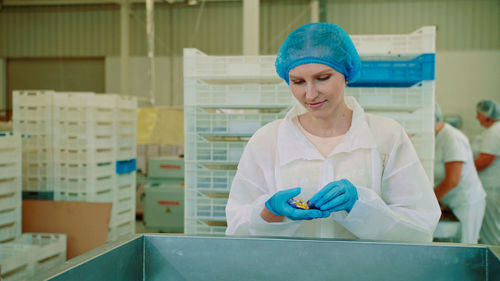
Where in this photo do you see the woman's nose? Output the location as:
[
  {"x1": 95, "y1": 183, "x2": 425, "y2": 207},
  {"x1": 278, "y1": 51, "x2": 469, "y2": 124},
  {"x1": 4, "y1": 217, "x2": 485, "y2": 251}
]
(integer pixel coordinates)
[{"x1": 305, "y1": 83, "x2": 318, "y2": 100}]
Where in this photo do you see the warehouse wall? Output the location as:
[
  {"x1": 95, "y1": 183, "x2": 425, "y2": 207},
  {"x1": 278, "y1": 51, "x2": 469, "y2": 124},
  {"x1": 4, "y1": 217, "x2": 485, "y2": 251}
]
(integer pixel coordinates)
[
  {"x1": 1, "y1": 0, "x2": 499, "y2": 133},
  {"x1": 436, "y1": 51, "x2": 500, "y2": 139}
]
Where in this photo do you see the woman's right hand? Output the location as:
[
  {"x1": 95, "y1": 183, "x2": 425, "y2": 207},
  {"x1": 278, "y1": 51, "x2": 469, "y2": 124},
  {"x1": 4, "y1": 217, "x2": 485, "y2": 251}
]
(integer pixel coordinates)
[{"x1": 263, "y1": 187, "x2": 330, "y2": 221}]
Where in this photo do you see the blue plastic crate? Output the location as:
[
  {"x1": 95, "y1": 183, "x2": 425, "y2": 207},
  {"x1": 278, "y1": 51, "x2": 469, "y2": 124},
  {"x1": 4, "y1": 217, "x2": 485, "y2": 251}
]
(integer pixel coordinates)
[
  {"x1": 116, "y1": 159, "x2": 137, "y2": 174},
  {"x1": 348, "y1": 54, "x2": 435, "y2": 87}
]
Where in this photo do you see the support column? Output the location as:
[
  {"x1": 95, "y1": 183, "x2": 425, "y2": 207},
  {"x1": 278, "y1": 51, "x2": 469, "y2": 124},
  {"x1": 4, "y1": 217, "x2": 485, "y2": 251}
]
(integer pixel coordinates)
[
  {"x1": 311, "y1": 0, "x2": 319, "y2": 22},
  {"x1": 120, "y1": 0, "x2": 130, "y2": 96},
  {"x1": 243, "y1": 0, "x2": 259, "y2": 55}
]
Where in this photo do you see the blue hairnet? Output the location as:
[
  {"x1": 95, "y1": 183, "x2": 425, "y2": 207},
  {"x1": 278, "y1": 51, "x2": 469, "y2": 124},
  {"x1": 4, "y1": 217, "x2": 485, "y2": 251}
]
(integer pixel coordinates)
[
  {"x1": 275, "y1": 22, "x2": 361, "y2": 85},
  {"x1": 435, "y1": 103, "x2": 443, "y2": 123},
  {"x1": 477, "y1": 99, "x2": 500, "y2": 120}
]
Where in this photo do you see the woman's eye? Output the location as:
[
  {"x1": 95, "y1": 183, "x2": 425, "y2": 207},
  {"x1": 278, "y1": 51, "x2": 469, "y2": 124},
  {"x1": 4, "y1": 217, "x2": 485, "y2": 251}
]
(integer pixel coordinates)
[
  {"x1": 292, "y1": 80, "x2": 304, "y2": 85},
  {"x1": 317, "y1": 75, "x2": 331, "y2": 81}
]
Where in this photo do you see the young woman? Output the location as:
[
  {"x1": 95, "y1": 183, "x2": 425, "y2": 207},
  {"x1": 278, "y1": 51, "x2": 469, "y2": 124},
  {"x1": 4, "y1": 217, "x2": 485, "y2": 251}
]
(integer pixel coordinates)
[
  {"x1": 225, "y1": 23, "x2": 441, "y2": 242},
  {"x1": 475, "y1": 99, "x2": 500, "y2": 245}
]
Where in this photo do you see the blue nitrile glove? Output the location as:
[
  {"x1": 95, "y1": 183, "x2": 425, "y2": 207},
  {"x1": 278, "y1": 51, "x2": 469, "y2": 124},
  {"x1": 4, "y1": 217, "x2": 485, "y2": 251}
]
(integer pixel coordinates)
[
  {"x1": 265, "y1": 187, "x2": 330, "y2": 220},
  {"x1": 309, "y1": 179, "x2": 358, "y2": 213}
]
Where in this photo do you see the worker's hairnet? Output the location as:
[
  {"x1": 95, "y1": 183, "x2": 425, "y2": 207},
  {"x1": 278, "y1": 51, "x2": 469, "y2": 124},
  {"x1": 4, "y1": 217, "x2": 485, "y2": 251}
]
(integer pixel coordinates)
[
  {"x1": 275, "y1": 22, "x2": 362, "y2": 85},
  {"x1": 477, "y1": 99, "x2": 500, "y2": 120},
  {"x1": 435, "y1": 103, "x2": 443, "y2": 123}
]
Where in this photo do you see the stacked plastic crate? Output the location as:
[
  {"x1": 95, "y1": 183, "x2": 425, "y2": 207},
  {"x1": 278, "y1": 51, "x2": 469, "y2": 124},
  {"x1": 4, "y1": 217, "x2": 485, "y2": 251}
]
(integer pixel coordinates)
[
  {"x1": 12, "y1": 91, "x2": 55, "y2": 198},
  {"x1": 183, "y1": 49, "x2": 294, "y2": 234},
  {"x1": 51, "y1": 92, "x2": 117, "y2": 203},
  {"x1": 110, "y1": 96, "x2": 137, "y2": 241},
  {"x1": 348, "y1": 26, "x2": 436, "y2": 183},
  {"x1": 0, "y1": 132, "x2": 22, "y2": 244},
  {"x1": 0, "y1": 233, "x2": 66, "y2": 281}
]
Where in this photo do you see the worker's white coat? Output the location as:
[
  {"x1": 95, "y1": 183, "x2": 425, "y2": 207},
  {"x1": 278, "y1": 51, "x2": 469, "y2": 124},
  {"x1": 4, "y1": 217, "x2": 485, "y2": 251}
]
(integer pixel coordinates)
[
  {"x1": 434, "y1": 123, "x2": 486, "y2": 243},
  {"x1": 225, "y1": 97, "x2": 441, "y2": 242},
  {"x1": 478, "y1": 122, "x2": 500, "y2": 245}
]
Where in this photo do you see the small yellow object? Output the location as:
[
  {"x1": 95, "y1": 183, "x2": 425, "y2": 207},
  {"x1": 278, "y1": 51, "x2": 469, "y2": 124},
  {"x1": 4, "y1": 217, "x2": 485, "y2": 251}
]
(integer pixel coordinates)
[{"x1": 289, "y1": 198, "x2": 310, "y2": 210}]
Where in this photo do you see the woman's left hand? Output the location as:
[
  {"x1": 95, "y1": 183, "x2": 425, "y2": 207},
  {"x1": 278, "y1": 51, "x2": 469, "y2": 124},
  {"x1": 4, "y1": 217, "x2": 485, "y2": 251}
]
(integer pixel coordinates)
[{"x1": 309, "y1": 179, "x2": 358, "y2": 213}]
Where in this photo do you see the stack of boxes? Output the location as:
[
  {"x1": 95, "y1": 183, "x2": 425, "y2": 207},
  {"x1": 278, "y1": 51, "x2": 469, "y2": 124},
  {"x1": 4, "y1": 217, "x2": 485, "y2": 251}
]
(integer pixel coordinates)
[
  {"x1": 12, "y1": 91, "x2": 137, "y2": 243},
  {"x1": 13, "y1": 91, "x2": 55, "y2": 198},
  {"x1": 183, "y1": 49, "x2": 293, "y2": 234},
  {"x1": 183, "y1": 27, "x2": 436, "y2": 235},
  {"x1": 110, "y1": 97, "x2": 137, "y2": 241},
  {"x1": 0, "y1": 132, "x2": 22, "y2": 243},
  {"x1": 348, "y1": 26, "x2": 436, "y2": 183},
  {"x1": 0, "y1": 132, "x2": 67, "y2": 280}
]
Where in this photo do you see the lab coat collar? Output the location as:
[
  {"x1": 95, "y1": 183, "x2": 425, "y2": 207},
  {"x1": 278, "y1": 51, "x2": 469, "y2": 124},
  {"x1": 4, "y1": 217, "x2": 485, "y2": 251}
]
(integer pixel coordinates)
[{"x1": 277, "y1": 96, "x2": 377, "y2": 166}]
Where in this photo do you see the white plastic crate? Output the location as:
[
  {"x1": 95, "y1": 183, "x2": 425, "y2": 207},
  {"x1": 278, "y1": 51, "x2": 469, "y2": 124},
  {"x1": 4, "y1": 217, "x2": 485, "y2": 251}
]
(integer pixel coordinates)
[
  {"x1": 185, "y1": 162, "x2": 236, "y2": 193},
  {"x1": 375, "y1": 107, "x2": 433, "y2": 134},
  {"x1": 54, "y1": 187, "x2": 114, "y2": 202},
  {"x1": 346, "y1": 81, "x2": 434, "y2": 110},
  {"x1": 52, "y1": 92, "x2": 117, "y2": 122},
  {"x1": 53, "y1": 147, "x2": 116, "y2": 164},
  {"x1": 185, "y1": 107, "x2": 287, "y2": 136},
  {"x1": 18, "y1": 233, "x2": 66, "y2": 275},
  {"x1": 53, "y1": 161, "x2": 115, "y2": 179},
  {"x1": 0, "y1": 178, "x2": 21, "y2": 198},
  {"x1": 113, "y1": 195, "x2": 134, "y2": 214},
  {"x1": 184, "y1": 49, "x2": 279, "y2": 80},
  {"x1": 0, "y1": 208, "x2": 21, "y2": 228},
  {"x1": 21, "y1": 134, "x2": 52, "y2": 150},
  {"x1": 53, "y1": 122, "x2": 116, "y2": 149},
  {"x1": 0, "y1": 221, "x2": 22, "y2": 243},
  {"x1": 410, "y1": 132, "x2": 434, "y2": 159},
  {"x1": 22, "y1": 162, "x2": 53, "y2": 179},
  {"x1": 108, "y1": 219, "x2": 135, "y2": 242},
  {"x1": 109, "y1": 207, "x2": 135, "y2": 227},
  {"x1": 184, "y1": 218, "x2": 226, "y2": 235},
  {"x1": 13, "y1": 90, "x2": 54, "y2": 107},
  {"x1": 116, "y1": 172, "x2": 136, "y2": 188},
  {"x1": 185, "y1": 190, "x2": 228, "y2": 221},
  {"x1": 117, "y1": 121, "x2": 136, "y2": 135},
  {"x1": 117, "y1": 146, "x2": 137, "y2": 161},
  {"x1": 23, "y1": 177, "x2": 53, "y2": 192},
  {"x1": 53, "y1": 174, "x2": 115, "y2": 195},
  {"x1": 351, "y1": 26, "x2": 436, "y2": 55},
  {"x1": 22, "y1": 148, "x2": 53, "y2": 163},
  {"x1": 117, "y1": 96, "x2": 137, "y2": 123},
  {"x1": 0, "y1": 191, "x2": 21, "y2": 213},
  {"x1": 118, "y1": 136, "x2": 136, "y2": 148},
  {"x1": 13, "y1": 120, "x2": 52, "y2": 136},
  {"x1": 12, "y1": 90, "x2": 54, "y2": 122},
  {"x1": 184, "y1": 80, "x2": 293, "y2": 107},
  {"x1": 0, "y1": 243, "x2": 33, "y2": 281},
  {"x1": 0, "y1": 133, "x2": 21, "y2": 165},
  {"x1": 0, "y1": 163, "x2": 21, "y2": 181},
  {"x1": 185, "y1": 134, "x2": 246, "y2": 163}
]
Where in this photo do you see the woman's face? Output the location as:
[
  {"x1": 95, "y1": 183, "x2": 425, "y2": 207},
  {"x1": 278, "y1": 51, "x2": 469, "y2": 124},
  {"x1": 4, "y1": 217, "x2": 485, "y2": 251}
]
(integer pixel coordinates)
[
  {"x1": 288, "y1": 63, "x2": 347, "y2": 119},
  {"x1": 476, "y1": 112, "x2": 490, "y2": 128}
]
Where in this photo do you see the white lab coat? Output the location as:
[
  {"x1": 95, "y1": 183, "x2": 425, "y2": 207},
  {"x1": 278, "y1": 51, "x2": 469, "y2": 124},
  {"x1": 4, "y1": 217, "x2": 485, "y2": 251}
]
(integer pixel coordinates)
[
  {"x1": 434, "y1": 123, "x2": 486, "y2": 243},
  {"x1": 478, "y1": 121, "x2": 500, "y2": 245},
  {"x1": 225, "y1": 96, "x2": 441, "y2": 242}
]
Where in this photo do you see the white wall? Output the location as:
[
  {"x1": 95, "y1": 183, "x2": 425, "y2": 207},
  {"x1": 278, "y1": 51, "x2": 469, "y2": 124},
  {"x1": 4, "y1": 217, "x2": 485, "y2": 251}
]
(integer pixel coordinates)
[
  {"x1": 105, "y1": 57, "x2": 174, "y2": 107},
  {"x1": 435, "y1": 51, "x2": 500, "y2": 139}
]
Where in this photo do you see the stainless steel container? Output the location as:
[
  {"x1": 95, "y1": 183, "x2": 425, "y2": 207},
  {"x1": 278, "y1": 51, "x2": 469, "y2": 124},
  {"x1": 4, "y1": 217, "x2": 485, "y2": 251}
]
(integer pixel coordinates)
[{"x1": 37, "y1": 234, "x2": 500, "y2": 281}]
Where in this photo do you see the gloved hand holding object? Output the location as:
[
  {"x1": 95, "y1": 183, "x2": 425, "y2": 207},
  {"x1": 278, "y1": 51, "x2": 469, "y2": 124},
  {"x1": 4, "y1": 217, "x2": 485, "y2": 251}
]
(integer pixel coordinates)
[
  {"x1": 265, "y1": 187, "x2": 330, "y2": 220},
  {"x1": 309, "y1": 179, "x2": 358, "y2": 213}
]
